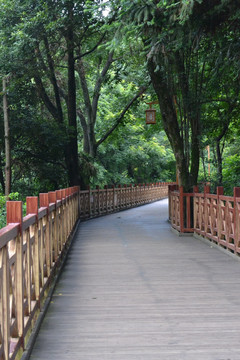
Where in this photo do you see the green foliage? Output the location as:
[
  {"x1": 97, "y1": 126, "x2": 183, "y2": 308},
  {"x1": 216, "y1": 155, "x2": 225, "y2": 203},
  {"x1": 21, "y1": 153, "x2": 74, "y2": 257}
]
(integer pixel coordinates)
[
  {"x1": 222, "y1": 154, "x2": 240, "y2": 195},
  {"x1": 92, "y1": 112, "x2": 175, "y2": 187},
  {"x1": 0, "y1": 0, "x2": 239, "y2": 195}
]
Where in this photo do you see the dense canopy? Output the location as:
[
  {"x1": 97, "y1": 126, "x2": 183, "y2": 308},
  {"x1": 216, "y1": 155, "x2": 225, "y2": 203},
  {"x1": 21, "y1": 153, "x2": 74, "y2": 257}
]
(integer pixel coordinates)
[{"x1": 0, "y1": 0, "x2": 239, "y2": 196}]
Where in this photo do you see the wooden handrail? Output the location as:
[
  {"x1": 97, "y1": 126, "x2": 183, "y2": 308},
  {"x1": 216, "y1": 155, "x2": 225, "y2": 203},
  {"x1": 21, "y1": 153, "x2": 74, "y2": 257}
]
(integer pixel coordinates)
[
  {"x1": 0, "y1": 186, "x2": 80, "y2": 360},
  {"x1": 169, "y1": 185, "x2": 240, "y2": 255},
  {"x1": 0, "y1": 181, "x2": 173, "y2": 359},
  {"x1": 79, "y1": 182, "x2": 174, "y2": 220}
]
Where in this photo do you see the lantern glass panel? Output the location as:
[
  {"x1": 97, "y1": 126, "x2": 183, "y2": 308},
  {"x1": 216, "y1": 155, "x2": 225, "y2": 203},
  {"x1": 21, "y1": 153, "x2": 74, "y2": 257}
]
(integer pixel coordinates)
[{"x1": 146, "y1": 109, "x2": 156, "y2": 124}]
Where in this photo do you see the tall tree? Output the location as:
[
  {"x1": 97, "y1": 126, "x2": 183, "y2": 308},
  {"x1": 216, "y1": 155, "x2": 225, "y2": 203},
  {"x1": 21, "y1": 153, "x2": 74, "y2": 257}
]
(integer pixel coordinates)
[
  {"x1": 118, "y1": 0, "x2": 240, "y2": 190},
  {"x1": 2, "y1": 77, "x2": 10, "y2": 195},
  {"x1": 0, "y1": 0, "x2": 149, "y2": 188}
]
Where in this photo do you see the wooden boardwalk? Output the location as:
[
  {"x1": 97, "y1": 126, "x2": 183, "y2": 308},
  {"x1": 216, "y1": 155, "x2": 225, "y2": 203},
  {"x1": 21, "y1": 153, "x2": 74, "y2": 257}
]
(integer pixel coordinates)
[{"x1": 29, "y1": 199, "x2": 240, "y2": 360}]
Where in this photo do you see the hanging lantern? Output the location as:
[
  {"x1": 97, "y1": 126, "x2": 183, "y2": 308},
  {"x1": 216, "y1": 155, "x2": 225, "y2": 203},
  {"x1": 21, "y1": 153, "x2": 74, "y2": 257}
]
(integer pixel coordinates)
[
  {"x1": 146, "y1": 107, "x2": 156, "y2": 124},
  {"x1": 145, "y1": 101, "x2": 158, "y2": 124}
]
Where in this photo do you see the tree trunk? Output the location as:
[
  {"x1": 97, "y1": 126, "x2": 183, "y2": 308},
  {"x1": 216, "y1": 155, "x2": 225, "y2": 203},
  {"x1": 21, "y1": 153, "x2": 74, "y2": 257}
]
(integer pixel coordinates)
[
  {"x1": 175, "y1": 51, "x2": 200, "y2": 187},
  {"x1": 147, "y1": 57, "x2": 192, "y2": 191},
  {"x1": 0, "y1": 160, "x2": 5, "y2": 193},
  {"x1": 3, "y1": 77, "x2": 11, "y2": 196},
  {"x1": 216, "y1": 140, "x2": 223, "y2": 186},
  {"x1": 190, "y1": 118, "x2": 200, "y2": 186},
  {"x1": 65, "y1": 3, "x2": 80, "y2": 186}
]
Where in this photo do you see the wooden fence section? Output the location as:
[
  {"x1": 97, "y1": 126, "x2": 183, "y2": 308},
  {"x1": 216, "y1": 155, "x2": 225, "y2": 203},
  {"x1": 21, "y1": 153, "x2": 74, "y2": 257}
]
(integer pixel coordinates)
[
  {"x1": 0, "y1": 181, "x2": 172, "y2": 360},
  {"x1": 79, "y1": 183, "x2": 172, "y2": 219},
  {"x1": 169, "y1": 185, "x2": 240, "y2": 255},
  {"x1": 168, "y1": 185, "x2": 196, "y2": 233},
  {"x1": 0, "y1": 187, "x2": 79, "y2": 360}
]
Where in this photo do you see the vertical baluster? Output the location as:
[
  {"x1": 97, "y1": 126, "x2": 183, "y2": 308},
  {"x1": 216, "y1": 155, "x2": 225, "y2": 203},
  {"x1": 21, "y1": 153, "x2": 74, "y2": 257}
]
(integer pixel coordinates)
[
  {"x1": 26, "y1": 197, "x2": 40, "y2": 307},
  {"x1": 193, "y1": 186, "x2": 199, "y2": 231},
  {"x1": 179, "y1": 186, "x2": 184, "y2": 232},
  {"x1": 2, "y1": 244, "x2": 10, "y2": 360},
  {"x1": 217, "y1": 187, "x2": 224, "y2": 245},
  {"x1": 234, "y1": 187, "x2": 240, "y2": 253},
  {"x1": 204, "y1": 185, "x2": 210, "y2": 236},
  {"x1": 39, "y1": 194, "x2": 51, "y2": 278},
  {"x1": 7, "y1": 201, "x2": 24, "y2": 348}
]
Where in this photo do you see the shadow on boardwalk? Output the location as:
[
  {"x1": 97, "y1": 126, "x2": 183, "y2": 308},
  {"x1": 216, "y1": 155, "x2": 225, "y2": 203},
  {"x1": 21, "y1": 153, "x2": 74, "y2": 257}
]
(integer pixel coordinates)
[{"x1": 29, "y1": 199, "x2": 240, "y2": 360}]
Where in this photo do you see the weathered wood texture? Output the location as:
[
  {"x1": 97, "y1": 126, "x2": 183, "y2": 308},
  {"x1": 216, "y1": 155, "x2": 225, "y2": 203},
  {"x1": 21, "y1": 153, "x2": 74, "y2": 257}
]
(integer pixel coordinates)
[
  {"x1": 30, "y1": 199, "x2": 240, "y2": 359},
  {"x1": 169, "y1": 185, "x2": 240, "y2": 255},
  {"x1": 0, "y1": 182, "x2": 172, "y2": 360},
  {"x1": 169, "y1": 184, "x2": 195, "y2": 233},
  {"x1": 0, "y1": 187, "x2": 79, "y2": 360},
  {"x1": 79, "y1": 183, "x2": 172, "y2": 220}
]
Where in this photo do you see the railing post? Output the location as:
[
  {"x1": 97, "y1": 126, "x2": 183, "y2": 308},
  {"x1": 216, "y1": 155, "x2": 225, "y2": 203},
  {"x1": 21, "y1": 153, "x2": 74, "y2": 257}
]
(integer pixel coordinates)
[
  {"x1": 66, "y1": 188, "x2": 70, "y2": 230},
  {"x1": 168, "y1": 185, "x2": 173, "y2": 221},
  {"x1": 193, "y1": 186, "x2": 199, "y2": 230},
  {"x1": 217, "y1": 187, "x2": 224, "y2": 245},
  {"x1": 2, "y1": 242, "x2": 10, "y2": 360},
  {"x1": 26, "y1": 196, "x2": 38, "y2": 216},
  {"x1": 133, "y1": 184, "x2": 136, "y2": 206},
  {"x1": 193, "y1": 186, "x2": 199, "y2": 193},
  {"x1": 56, "y1": 190, "x2": 63, "y2": 252},
  {"x1": 104, "y1": 185, "x2": 108, "y2": 214},
  {"x1": 234, "y1": 187, "x2": 240, "y2": 253},
  {"x1": 7, "y1": 201, "x2": 24, "y2": 347},
  {"x1": 95, "y1": 186, "x2": 100, "y2": 215},
  {"x1": 77, "y1": 186, "x2": 80, "y2": 220},
  {"x1": 69, "y1": 188, "x2": 74, "y2": 229},
  {"x1": 129, "y1": 184, "x2": 133, "y2": 207},
  {"x1": 138, "y1": 184, "x2": 141, "y2": 205},
  {"x1": 179, "y1": 186, "x2": 184, "y2": 232},
  {"x1": 204, "y1": 185, "x2": 210, "y2": 236},
  {"x1": 118, "y1": 185, "x2": 122, "y2": 209},
  {"x1": 26, "y1": 197, "x2": 40, "y2": 306},
  {"x1": 123, "y1": 184, "x2": 127, "y2": 207},
  {"x1": 112, "y1": 185, "x2": 115, "y2": 212},
  {"x1": 39, "y1": 193, "x2": 51, "y2": 277},
  {"x1": 49, "y1": 191, "x2": 58, "y2": 263},
  {"x1": 61, "y1": 189, "x2": 67, "y2": 246},
  {"x1": 87, "y1": 186, "x2": 91, "y2": 218}
]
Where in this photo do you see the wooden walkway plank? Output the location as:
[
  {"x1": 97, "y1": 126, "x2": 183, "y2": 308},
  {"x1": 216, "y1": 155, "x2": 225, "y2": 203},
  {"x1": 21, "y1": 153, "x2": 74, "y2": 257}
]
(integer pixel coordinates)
[{"x1": 29, "y1": 199, "x2": 240, "y2": 359}]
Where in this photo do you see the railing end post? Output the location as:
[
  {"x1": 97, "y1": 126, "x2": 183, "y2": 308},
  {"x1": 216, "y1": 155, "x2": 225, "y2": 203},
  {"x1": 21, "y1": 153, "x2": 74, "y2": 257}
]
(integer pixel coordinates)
[
  {"x1": 7, "y1": 201, "x2": 23, "y2": 225},
  {"x1": 26, "y1": 196, "x2": 38, "y2": 216},
  {"x1": 234, "y1": 187, "x2": 240, "y2": 198},
  {"x1": 204, "y1": 185, "x2": 210, "y2": 195},
  {"x1": 193, "y1": 186, "x2": 199, "y2": 193},
  {"x1": 39, "y1": 193, "x2": 49, "y2": 208}
]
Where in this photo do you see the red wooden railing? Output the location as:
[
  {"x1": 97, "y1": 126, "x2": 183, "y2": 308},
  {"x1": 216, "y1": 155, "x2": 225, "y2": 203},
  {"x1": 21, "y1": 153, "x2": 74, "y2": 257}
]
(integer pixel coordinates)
[
  {"x1": 0, "y1": 181, "x2": 172, "y2": 360},
  {"x1": 0, "y1": 187, "x2": 79, "y2": 360},
  {"x1": 80, "y1": 182, "x2": 173, "y2": 219},
  {"x1": 168, "y1": 184, "x2": 195, "y2": 233},
  {"x1": 169, "y1": 185, "x2": 240, "y2": 254}
]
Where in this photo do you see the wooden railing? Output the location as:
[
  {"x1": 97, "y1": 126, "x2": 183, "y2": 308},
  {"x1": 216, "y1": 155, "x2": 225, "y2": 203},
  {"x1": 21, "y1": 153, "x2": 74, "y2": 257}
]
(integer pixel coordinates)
[
  {"x1": 169, "y1": 185, "x2": 240, "y2": 254},
  {"x1": 169, "y1": 184, "x2": 198, "y2": 233},
  {"x1": 0, "y1": 181, "x2": 172, "y2": 360},
  {"x1": 0, "y1": 187, "x2": 79, "y2": 360},
  {"x1": 79, "y1": 183, "x2": 171, "y2": 219}
]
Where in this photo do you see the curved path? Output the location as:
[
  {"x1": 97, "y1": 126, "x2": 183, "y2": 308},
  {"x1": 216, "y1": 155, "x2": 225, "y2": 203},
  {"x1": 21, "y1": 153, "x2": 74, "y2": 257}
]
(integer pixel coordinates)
[{"x1": 29, "y1": 199, "x2": 240, "y2": 359}]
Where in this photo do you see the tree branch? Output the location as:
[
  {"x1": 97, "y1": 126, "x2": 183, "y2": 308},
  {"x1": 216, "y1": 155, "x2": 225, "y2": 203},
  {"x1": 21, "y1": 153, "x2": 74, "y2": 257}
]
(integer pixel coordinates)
[
  {"x1": 34, "y1": 75, "x2": 59, "y2": 120},
  {"x1": 74, "y1": 32, "x2": 106, "y2": 60},
  {"x1": 96, "y1": 83, "x2": 150, "y2": 148},
  {"x1": 76, "y1": 54, "x2": 92, "y2": 121},
  {"x1": 199, "y1": 98, "x2": 236, "y2": 105},
  {"x1": 43, "y1": 35, "x2": 64, "y2": 123},
  {"x1": 16, "y1": 148, "x2": 67, "y2": 169},
  {"x1": 92, "y1": 51, "x2": 114, "y2": 125},
  {"x1": 76, "y1": 108, "x2": 90, "y2": 154}
]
